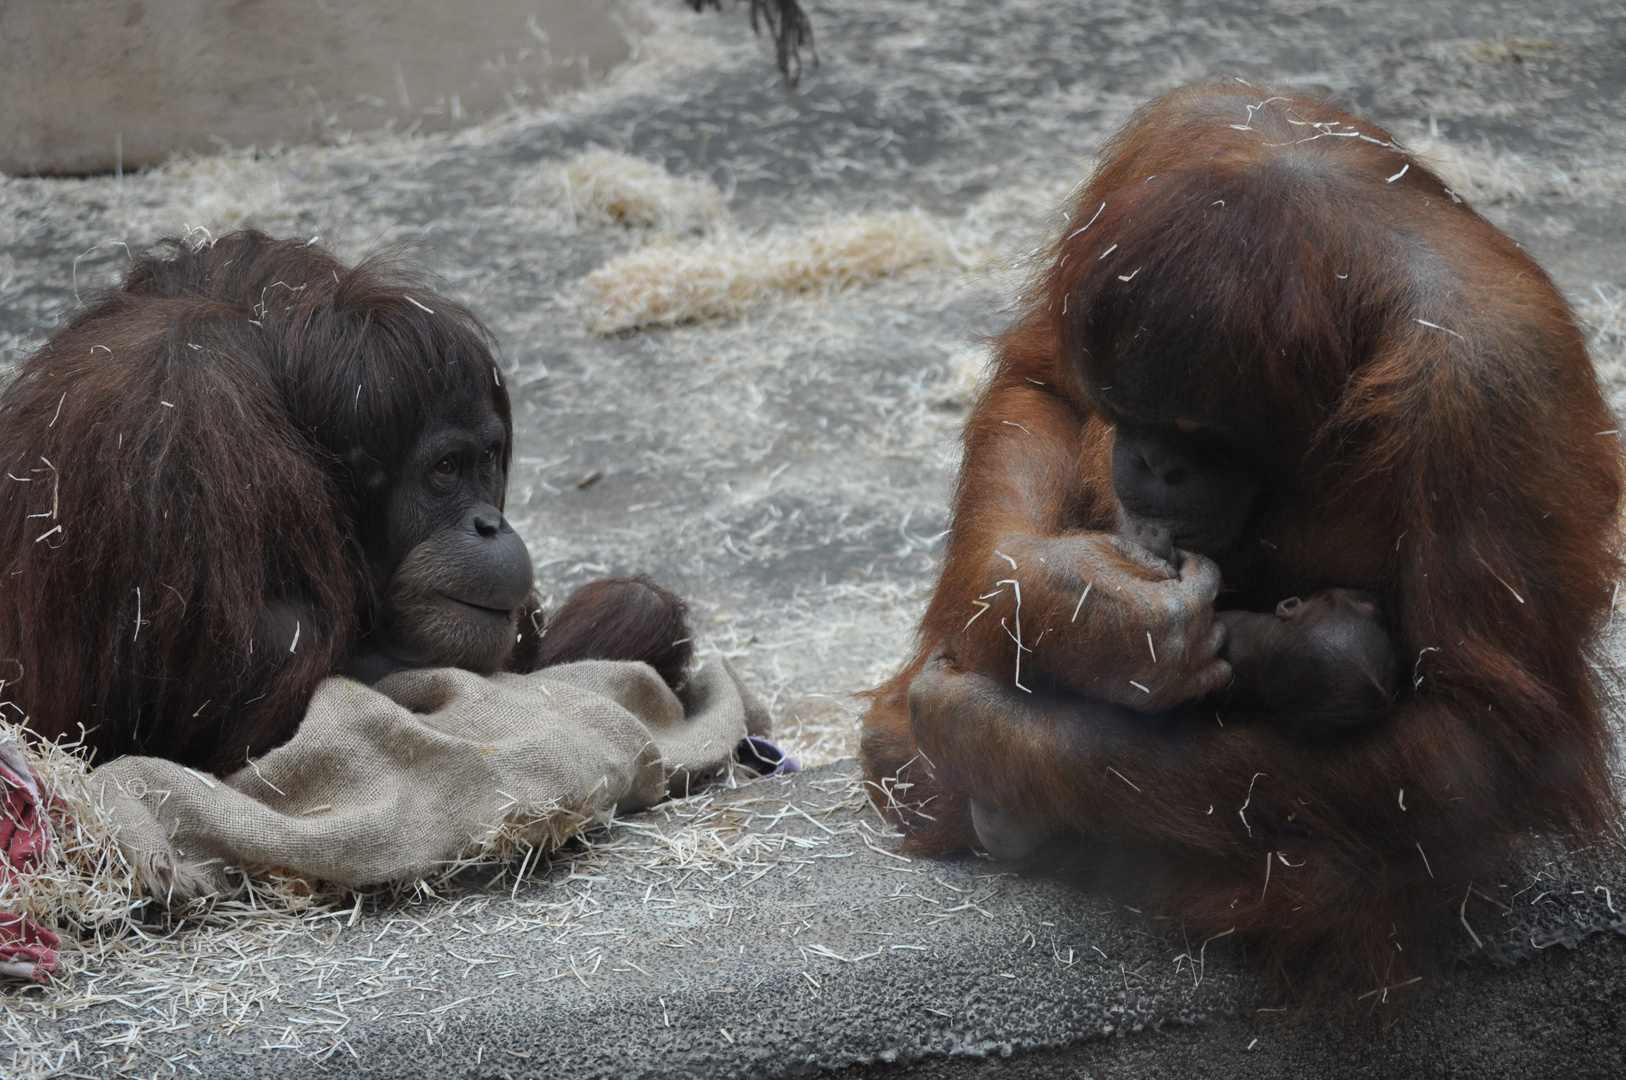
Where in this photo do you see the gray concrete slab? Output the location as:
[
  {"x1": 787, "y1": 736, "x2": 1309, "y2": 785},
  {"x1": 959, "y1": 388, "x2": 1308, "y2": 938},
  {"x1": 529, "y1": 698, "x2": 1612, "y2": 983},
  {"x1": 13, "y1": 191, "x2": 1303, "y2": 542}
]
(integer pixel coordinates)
[
  {"x1": 17, "y1": 761, "x2": 1626, "y2": 1078},
  {"x1": 4, "y1": 0, "x2": 1626, "y2": 1075}
]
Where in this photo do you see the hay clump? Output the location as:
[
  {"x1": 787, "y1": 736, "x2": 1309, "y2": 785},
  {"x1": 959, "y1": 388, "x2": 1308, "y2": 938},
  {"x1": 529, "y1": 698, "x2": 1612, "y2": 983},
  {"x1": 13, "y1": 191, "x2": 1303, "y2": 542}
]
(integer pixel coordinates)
[
  {"x1": 526, "y1": 147, "x2": 726, "y2": 233},
  {"x1": 1408, "y1": 130, "x2": 1626, "y2": 208},
  {"x1": 932, "y1": 342, "x2": 995, "y2": 409},
  {"x1": 1, "y1": 730, "x2": 140, "y2": 968},
  {"x1": 1458, "y1": 37, "x2": 1560, "y2": 64},
  {"x1": 1408, "y1": 134, "x2": 1543, "y2": 206},
  {"x1": 586, "y1": 209, "x2": 960, "y2": 333},
  {"x1": 1578, "y1": 283, "x2": 1626, "y2": 413}
]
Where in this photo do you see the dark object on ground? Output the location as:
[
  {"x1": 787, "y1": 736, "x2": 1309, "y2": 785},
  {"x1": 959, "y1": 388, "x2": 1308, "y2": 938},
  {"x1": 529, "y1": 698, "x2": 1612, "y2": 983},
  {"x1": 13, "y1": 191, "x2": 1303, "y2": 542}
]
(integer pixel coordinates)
[
  {"x1": 689, "y1": 0, "x2": 816, "y2": 86},
  {"x1": 734, "y1": 732, "x2": 801, "y2": 776},
  {"x1": 0, "y1": 231, "x2": 691, "y2": 773},
  {"x1": 862, "y1": 82, "x2": 1625, "y2": 995}
]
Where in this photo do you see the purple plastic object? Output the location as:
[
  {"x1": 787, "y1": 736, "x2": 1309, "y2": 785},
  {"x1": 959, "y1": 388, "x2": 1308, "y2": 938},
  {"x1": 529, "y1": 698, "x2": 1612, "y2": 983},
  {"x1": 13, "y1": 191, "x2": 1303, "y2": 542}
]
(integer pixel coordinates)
[{"x1": 736, "y1": 735, "x2": 800, "y2": 777}]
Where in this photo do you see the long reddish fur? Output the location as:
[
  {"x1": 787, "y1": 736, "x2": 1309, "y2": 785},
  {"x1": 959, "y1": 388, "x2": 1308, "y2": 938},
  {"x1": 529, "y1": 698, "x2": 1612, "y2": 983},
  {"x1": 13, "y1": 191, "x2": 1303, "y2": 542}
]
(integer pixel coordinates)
[{"x1": 861, "y1": 83, "x2": 1624, "y2": 991}]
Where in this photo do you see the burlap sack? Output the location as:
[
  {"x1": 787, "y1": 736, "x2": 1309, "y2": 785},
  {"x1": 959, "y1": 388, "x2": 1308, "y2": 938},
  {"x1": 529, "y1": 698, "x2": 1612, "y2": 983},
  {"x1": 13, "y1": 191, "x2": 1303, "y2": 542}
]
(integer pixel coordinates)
[{"x1": 91, "y1": 659, "x2": 770, "y2": 902}]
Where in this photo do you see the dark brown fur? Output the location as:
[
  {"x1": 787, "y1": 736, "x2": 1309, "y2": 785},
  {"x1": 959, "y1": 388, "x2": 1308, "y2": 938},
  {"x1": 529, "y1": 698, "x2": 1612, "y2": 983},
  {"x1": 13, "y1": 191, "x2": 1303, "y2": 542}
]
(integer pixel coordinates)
[
  {"x1": 1218, "y1": 590, "x2": 1401, "y2": 735},
  {"x1": 0, "y1": 231, "x2": 690, "y2": 772},
  {"x1": 860, "y1": 84, "x2": 1624, "y2": 994},
  {"x1": 529, "y1": 576, "x2": 693, "y2": 688}
]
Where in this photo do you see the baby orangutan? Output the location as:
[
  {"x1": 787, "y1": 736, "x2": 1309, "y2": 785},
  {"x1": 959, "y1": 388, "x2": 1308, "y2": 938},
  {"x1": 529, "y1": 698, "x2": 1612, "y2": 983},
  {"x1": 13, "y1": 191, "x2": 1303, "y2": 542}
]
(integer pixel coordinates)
[
  {"x1": 970, "y1": 527, "x2": 1402, "y2": 864},
  {"x1": 1217, "y1": 590, "x2": 1401, "y2": 735},
  {"x1": 1121, "y1": 514, "x2": 1401, "y2": 731}
]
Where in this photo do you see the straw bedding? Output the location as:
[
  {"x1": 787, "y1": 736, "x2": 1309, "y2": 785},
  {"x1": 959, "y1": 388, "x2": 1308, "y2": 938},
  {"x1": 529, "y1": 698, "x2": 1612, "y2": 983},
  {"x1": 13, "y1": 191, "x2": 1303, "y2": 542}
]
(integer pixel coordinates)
[{"x1": 0, "y1": 659, "x2": 776, "y2": 1075}]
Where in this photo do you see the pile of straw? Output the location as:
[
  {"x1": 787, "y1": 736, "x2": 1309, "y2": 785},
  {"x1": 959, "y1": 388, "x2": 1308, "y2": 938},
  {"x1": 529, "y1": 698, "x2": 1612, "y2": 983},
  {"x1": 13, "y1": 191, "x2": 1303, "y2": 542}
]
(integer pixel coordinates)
[
  {"x1": 529, "y1": 147, "x2": 727, "y2": 233},
  {"x1": 586, "y1": 209, "x2": 960, "y2": 332},
  {"x1": 1579, "y1": 284, "x2": 1626, "y2": 413}
]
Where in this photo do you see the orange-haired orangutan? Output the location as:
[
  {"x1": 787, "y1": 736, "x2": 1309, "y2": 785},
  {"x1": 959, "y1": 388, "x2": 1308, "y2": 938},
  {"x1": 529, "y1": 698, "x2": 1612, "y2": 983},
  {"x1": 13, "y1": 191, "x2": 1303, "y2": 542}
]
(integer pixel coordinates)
[{"x1": 861, "y1": 83, "x2": 1623, "y2": 992}]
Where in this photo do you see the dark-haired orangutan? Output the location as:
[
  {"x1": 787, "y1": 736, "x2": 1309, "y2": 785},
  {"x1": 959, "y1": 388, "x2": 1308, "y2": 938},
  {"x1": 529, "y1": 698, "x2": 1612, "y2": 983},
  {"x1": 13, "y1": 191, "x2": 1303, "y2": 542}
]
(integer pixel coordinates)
[
  {"x1": 0, "y1": 231, "x2": 692, "y2": 772},
  {"x1": 861, "y1": 83, "x2": 1624, "y2": 992}
]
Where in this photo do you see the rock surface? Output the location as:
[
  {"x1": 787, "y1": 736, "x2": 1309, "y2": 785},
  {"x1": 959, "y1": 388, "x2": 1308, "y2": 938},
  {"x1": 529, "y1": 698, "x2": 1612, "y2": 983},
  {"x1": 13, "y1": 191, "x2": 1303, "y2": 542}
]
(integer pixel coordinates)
[
  {"x1": 0, "y1": 0, "x2": 632, "y2": 175},
  {"x1": 20, "y1": 760, "x2": 1626, "y2": 1078}
]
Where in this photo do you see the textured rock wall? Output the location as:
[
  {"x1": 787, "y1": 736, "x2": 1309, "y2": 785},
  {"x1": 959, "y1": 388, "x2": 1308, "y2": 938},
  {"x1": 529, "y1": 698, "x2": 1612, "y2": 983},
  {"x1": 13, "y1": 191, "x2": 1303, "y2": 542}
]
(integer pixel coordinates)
[{"x1": 0, "y1": 0, "x2": 631, "y2": 175}]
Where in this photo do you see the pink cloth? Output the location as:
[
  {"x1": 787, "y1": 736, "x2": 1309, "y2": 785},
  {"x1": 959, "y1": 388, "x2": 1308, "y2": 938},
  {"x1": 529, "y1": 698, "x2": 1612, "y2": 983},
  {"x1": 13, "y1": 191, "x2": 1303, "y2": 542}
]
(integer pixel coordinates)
[
  {"x1": 0, "y1": 913, "x2": 58, "y2": 981},
  {"x1": 0, "y1": 736, "x2": 58, "y2": 982}
]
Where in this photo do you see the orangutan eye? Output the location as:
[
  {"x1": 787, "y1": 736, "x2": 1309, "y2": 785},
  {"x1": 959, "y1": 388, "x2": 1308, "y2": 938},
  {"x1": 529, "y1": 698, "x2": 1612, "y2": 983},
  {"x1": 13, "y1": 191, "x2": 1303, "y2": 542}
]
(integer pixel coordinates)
[
  {"x1": 433, "y1": 457, "x2": 457, "y2": 475},
  {"x1": 479, "y1": 446, "x2": 497, "y2": 466}
]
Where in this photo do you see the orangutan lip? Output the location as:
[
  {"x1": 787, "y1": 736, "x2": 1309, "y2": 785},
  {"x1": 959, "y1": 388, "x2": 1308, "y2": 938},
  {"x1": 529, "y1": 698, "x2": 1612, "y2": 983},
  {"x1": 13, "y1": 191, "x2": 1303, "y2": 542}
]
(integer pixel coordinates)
[
  {"x1": 1175, "y1": 529, "x2": 1233, "y2": 553},
  {"x1": 439, "y1": 595, "x2": 512, "y2": 621}
]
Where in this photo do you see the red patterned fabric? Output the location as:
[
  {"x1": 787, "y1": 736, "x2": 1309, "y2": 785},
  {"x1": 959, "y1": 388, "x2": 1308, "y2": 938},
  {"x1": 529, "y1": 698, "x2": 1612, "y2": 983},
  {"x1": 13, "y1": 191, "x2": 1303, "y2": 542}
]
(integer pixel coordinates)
[
  {"x1": 0, "y1": 913, "x2": 58, "y2": 981},
  {"x1": 0, "y1": 736, "x2": 58, "y2": 982}
]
